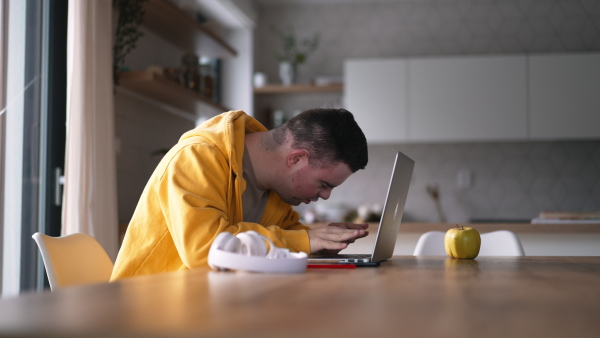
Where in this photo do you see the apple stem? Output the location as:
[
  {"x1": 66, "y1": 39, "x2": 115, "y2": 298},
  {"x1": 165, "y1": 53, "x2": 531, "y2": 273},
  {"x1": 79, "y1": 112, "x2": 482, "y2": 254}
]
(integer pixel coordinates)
[{"x1": 456, "y1": 224, "x2": 464, "y2": 230}]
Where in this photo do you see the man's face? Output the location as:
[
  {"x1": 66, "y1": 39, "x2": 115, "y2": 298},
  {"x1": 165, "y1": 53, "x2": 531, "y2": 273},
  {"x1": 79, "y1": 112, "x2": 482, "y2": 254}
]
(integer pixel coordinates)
[{"x1": 276, "y1": 153, "x2": 353, "y2": 206}]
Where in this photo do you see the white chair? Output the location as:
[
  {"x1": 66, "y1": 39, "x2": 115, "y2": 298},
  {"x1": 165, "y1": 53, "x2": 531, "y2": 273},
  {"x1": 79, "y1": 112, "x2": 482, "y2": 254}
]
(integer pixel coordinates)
[
  {"x1": 413, "y1": 230, "x2": 525, "y2": 256},
  {"x1": 413, "y1": 231, "x2": 446, "y2": 256},
  {"x1": 32, "y1": 232, "x2": 114, "y2": 291}
]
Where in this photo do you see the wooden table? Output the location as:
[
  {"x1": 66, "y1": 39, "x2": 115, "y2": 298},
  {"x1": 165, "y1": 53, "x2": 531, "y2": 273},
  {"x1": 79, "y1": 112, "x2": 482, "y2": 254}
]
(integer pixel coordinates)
[{"x1": 1, "y1": 256, "x2": 599, "y2": 338}]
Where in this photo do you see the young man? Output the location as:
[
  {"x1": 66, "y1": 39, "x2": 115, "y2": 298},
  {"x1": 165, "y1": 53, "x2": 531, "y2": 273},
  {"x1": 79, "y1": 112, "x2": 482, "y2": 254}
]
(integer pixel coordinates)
[{"x1": 111, "y1": 108, "x2": 369, "y2": 280}]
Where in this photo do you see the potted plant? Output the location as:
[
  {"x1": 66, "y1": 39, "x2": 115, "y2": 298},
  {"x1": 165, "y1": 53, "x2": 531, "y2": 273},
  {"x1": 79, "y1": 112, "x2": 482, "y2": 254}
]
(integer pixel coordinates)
[
  {"x1": 113, "y1": 0, "x2": 147, "y2": 86},
  {"x1": 274, "y1": 27, "x2": 319, "y2": 85}
]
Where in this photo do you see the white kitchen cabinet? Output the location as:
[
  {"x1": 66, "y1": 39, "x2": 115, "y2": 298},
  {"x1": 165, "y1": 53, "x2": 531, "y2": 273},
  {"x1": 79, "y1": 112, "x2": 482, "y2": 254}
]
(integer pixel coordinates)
[
  {"x1": 529, "y1": 53, "x2": 600, "y2": 140},
  {"x1": 344, "y1": 59, "x2": 408, "y2": 143},
  {"x1": 408, "y1": 55, "x2": 528, "y2": 142}
]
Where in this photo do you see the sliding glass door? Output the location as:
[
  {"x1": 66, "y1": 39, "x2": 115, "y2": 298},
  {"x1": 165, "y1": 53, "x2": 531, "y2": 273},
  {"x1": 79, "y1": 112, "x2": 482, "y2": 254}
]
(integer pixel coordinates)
[{"x1": 0, "y1": 0, "x2": 66, "y2": 296}]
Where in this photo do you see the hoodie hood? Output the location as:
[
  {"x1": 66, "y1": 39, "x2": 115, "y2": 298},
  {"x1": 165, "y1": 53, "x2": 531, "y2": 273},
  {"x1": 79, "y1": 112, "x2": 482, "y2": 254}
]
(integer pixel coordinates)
[{"x1": 180, "y1": 110, "x2": 267, "y2": 176}]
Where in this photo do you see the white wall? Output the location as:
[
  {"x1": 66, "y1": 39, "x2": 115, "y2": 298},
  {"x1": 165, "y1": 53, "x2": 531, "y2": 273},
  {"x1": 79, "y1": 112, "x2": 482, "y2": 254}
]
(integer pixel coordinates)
[{"x1": 222, "y1": 28, "x2": 254, "y2": 115}]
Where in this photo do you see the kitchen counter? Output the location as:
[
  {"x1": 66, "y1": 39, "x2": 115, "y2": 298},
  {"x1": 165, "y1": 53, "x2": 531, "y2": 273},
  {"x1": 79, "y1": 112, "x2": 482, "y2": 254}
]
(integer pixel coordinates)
[
  {"x1": 310, "y1": 222, "x2": 600, "y2": 233},
  {"x1": 397, "y1": 222, "x2": 600, "y2": 233},
  {"x1": 309, "y1": 222, "x2": 600, "y2": 257}
]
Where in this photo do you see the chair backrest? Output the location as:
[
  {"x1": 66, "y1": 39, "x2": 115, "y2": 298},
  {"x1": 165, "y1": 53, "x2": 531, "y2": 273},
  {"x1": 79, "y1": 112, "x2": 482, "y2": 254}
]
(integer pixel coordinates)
[
  {"x1": 32, "y1": 232, "x2": 114, "y2": 291},
  {"x1": 413, "y1": 230, "x2": 525, "y2": 256},
  {"x1": 413, "y1": 231, "x2": 446, "y2": 256},
  {"x1": 479, "y1": 230, "x2": 525, "y2": 256}
]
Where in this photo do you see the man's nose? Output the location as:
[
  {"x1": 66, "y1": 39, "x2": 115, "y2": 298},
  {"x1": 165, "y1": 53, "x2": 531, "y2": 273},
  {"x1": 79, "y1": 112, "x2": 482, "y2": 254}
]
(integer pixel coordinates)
[{"x1": 319, "y1": 189, "x2": 331, "y2": 200}]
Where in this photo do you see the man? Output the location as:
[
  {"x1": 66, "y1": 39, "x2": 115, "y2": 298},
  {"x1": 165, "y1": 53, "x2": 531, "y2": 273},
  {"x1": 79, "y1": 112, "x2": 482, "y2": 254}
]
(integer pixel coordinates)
[{"x1": 111, "y1": 108, "x2": 369, "y2": 280}]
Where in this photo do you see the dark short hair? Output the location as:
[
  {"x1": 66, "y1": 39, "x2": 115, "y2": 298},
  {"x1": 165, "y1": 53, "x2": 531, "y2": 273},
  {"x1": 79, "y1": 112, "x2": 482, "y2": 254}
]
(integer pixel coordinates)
[{"x1": 273, "y1": 108, "x2": 368, "y2": 172}]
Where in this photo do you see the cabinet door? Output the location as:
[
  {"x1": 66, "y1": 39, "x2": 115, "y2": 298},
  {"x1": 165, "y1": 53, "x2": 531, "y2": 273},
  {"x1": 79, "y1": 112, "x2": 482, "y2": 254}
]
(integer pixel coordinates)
[
  {"x1": 408, "y1": 55, "x2": 528, "y2": 142},
  {"x1": 344, "y1": 59, "x2": 407, "y2": 143},
  {"x1": 529, "y1": 53, "x2": 600, "y2": 140}
]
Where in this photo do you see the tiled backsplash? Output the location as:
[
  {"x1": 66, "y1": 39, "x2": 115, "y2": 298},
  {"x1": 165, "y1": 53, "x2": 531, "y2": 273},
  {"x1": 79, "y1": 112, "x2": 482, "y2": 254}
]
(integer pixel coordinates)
[{"x1": 300, "y1": 141, "x2": 600, "y2": 224}]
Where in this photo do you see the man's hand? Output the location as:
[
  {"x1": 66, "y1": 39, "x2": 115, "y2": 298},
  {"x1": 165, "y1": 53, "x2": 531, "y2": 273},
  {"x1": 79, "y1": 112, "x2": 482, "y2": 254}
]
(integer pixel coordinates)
[{"x1": 307, "y1": 223, "x2": 369, "y2": 254}]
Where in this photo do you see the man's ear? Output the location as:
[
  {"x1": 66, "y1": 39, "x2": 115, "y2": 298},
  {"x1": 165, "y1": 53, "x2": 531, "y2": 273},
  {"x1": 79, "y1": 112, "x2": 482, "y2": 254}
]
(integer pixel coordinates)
[{"x1": 287, "y1": 149, "x2": 309, "y2": 167}]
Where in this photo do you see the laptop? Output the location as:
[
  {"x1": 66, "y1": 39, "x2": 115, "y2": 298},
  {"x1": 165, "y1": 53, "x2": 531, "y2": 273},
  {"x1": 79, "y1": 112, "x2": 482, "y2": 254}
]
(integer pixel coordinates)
[{"x1": 307, "y1": 151, "x2": 414, "y2": 266}]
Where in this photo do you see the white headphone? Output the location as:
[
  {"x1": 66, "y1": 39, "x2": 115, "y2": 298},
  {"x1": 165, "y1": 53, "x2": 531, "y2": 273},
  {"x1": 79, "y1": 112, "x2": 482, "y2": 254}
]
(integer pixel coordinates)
[{"x1": 208, "y1": 231, "x2": 308, "y2": 273}]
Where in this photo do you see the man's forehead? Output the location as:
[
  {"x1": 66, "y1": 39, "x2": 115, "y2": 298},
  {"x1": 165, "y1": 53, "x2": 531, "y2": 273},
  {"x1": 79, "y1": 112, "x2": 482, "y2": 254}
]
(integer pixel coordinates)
[{"x1": 317, "y1": 162, "x2": 352, "y2": 183}]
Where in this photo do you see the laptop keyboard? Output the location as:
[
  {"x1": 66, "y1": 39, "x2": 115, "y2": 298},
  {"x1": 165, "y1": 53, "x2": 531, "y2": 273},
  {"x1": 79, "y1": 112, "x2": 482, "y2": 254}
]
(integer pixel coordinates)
[
  {"x1": 338, "y1": 254, "x2": 371, "y2": 258},
  {"x1": 310, "y1": 253, "x2": 371, "y2": 259}
]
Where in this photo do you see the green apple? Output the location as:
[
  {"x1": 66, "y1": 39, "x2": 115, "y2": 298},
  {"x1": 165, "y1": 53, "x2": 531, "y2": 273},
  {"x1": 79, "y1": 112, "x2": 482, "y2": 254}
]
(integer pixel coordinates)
[{"x1": 445, "y1": 225, "x2": 481, "y2": 259}]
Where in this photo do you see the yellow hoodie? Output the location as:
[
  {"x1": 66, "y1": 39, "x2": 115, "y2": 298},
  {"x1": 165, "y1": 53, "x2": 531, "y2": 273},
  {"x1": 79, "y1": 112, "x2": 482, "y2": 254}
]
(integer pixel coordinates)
[{"x1": 111, "y1": 111, "x2": 310, "y2": 280}]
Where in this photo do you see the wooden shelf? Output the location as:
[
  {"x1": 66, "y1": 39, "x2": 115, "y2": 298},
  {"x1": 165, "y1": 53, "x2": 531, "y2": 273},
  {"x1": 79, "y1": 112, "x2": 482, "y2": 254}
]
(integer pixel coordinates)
[
  {"x1": 119, "y1": 71, "x2": 228, "y2": 112},
  {"x1": 142, "y1": 0, "x2": 237, "y2": 58},
  {"x1": 254, "y1": 83, "x2": 344, "y2": 94}
]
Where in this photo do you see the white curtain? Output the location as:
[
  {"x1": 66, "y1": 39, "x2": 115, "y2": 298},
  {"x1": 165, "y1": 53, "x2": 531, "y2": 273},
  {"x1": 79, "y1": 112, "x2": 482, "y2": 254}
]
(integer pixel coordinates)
[{"x1": 63, "y1": 0, "x2": 118, "y2": 260}]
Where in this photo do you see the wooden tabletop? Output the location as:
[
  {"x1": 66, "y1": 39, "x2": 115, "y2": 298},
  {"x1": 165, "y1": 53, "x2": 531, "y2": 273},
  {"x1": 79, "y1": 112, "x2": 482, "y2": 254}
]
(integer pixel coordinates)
[{"x1": 1, "y1": 256, "x2": 599, "y2": 338}]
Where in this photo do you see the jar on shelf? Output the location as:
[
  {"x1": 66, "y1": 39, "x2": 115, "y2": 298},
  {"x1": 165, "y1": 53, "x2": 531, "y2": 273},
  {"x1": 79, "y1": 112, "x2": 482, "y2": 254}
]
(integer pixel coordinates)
[
  {"x1": 200, "y1": 57, "x2": 215, "y2": 99},
  {"x1": 163, "y1": 67, "x2": 181, "y2": 84},
  {"x1": 181, "y1": 53, "x2": 200, "y2": 92}
]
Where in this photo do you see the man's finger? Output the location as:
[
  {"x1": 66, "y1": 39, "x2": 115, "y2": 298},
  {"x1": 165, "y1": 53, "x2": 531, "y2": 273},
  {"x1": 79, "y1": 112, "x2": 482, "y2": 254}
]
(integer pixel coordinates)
[
  {"x1": 328, "y1": 222, "x2": 368, "y2": 230},
  {"x1": 308, "y1": 226, "x2": 369, "y2": 253},
  {"x1": 324, "y1": 228, "x2": 366, "y2": 241}
]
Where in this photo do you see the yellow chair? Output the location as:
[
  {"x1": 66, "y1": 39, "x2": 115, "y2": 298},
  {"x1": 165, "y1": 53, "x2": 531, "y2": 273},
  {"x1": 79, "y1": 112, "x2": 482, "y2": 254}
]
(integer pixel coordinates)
[
  {"x1": 413, "y1": 230, "x2": 525, "y2": 256},
  {"x1": 32, "y1": 232, "x2": 114, "y2": 291}
]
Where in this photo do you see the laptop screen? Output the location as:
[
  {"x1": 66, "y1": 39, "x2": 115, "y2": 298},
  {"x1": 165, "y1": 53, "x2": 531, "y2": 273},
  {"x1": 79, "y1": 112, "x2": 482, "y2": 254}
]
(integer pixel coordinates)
[{"x1": 370, "y1": 151, "x2": 414, "y2": 262}]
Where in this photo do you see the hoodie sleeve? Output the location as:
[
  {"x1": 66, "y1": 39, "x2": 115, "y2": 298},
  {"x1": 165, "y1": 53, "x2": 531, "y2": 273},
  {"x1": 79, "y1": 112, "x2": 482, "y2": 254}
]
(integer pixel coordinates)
[{"x1": 157, "y1": 143, "x2": 310, "y2": 269}]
